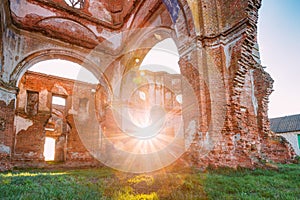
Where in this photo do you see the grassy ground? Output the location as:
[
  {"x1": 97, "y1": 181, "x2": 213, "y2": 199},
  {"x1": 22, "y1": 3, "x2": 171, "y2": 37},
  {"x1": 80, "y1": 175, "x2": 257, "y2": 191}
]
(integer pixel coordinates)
[{"x1": 0, "y1": 164, "x2": 299, "y2": 200}]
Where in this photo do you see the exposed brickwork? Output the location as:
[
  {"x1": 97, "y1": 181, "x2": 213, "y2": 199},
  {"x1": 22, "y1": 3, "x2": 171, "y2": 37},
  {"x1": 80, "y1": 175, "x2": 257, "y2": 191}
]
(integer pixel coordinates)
[
  {"x1": 13, "y1": 71, "x2": 102, "y2": 168},
  {"x1": 0, "y1": 100, "x2": 15, "y2": 171},
  {"x1": 0, "y1": 0, "x2": 295, "y2": 171}
]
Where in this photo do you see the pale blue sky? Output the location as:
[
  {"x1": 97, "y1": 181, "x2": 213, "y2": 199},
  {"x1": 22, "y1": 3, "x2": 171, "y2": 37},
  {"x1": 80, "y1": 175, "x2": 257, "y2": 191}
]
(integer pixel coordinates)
[{"x1": 258, "y1": 0, "x2": 300, "y2": 118}]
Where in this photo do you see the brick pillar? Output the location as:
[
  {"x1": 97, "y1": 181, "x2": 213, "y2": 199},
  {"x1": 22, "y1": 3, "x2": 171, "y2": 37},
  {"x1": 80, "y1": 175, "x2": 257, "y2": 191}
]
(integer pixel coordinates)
[
  {"x1": 178, "y1": 43, "x2": 228, "y2": 167},
  {"x1": 178, "y1": 45, "x2": 213, "y2": 164},
  {"x1": 0, "y1": 86, "x2": 17, "y2": 171}
]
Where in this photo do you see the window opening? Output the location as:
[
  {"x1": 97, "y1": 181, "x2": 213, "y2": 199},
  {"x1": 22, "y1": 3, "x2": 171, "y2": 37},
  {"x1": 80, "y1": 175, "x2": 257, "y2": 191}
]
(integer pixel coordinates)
[
  {"x1": 64, "y1": 0, "x2": 85, "y2": 9},
  {"x1": 26, "y1": 91, "x2": 39, "y2": 115},
  {"x1": 50, "y1": 95, "x2": 67, "y2": 134},
  {"x1": 52, "y1": 96, "x2": 66, "y2": 106}
]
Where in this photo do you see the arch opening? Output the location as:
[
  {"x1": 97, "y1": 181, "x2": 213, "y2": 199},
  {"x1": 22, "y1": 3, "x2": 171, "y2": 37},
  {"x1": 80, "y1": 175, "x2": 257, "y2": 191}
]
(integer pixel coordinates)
[
  {"x1": 1, "y1": 0, "x2": 202, "y2": 173},
  {"x1": 105, "y1": 37, "x2": 184, "y2": 159},
  {"x1": 13, "y1": 58, "x2": 110, "y2": 164},
  {"x1": 139, "y1": 38, "x2": 180, "y2": 74},
  {"x1": 28, "y1": 59, "x2": 99, "y2": 84}
]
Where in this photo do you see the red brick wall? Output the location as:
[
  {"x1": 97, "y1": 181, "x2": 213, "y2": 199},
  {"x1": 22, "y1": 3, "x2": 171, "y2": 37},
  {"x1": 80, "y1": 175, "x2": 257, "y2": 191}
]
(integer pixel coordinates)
[{"x1": 13, "y1": 71, "x2": 102, "y2": 168}]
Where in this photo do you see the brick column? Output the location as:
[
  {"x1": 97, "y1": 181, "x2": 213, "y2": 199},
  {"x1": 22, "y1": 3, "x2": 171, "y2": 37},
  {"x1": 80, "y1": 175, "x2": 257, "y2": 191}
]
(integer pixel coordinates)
[{"x1": 0, "y1": 85, "x2": 17, "y2": 171}]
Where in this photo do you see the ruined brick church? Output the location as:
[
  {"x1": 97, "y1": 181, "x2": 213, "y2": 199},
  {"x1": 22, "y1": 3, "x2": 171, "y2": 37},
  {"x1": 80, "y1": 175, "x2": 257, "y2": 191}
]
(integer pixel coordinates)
[{"x1": 0, "y1": 0, "x2": 295, "y2": 172}]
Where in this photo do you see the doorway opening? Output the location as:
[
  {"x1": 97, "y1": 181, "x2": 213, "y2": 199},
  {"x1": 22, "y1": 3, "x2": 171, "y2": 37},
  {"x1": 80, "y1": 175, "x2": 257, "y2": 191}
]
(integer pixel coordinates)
[{"x1": 43, "y1": 137, "x2": 56, "y2": 161}]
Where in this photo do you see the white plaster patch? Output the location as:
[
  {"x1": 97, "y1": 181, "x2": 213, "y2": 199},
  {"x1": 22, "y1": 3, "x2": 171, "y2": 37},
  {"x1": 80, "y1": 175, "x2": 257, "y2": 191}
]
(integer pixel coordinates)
[
  {"x1": 0, "y1": 89, "x2": 16, "y2": 106},
  {"x1": 10, "y1": 0, "x2": 54, "y2": 18},
  {"x1": 15, "y1": 116, "x2": 33, "y2": 134},
  {"x1": 109, "y1": 34, "x2": 122, "y2": 50},
  {"x1": 249, "y1": 69, "x2": 258, "y2": 116},
  {"x1": 223, "y1": 37, "x2": 241, "y2": 69},
  {"x1": 17, "y1": 83, "x2": 27, "y2": 109},
  {"x1": 0, "y1": 72, "x2": 10, "y2": 83},
  {"x1": 87, "y1": 25, "x2": 102, "y2": 37},
  {"x1": 96, "y1": 29, "x2": 122, "y2": 51},
  {"x1": 204, "y1": 132, "x2": 210, "y2": 147},
  {"x1": 89, "y1": 0, "x2": 112, "y2": 23},
  {"x1": 151, "y1": 16, "x2": 162, "y2": 27},
  {"x1": 252, "y1": 43, "x2": 261, "y2": 64},
  {"x1": 99, "y1": 29, "x2": 113, "y2": 41},
  {"x1": 127, "y1": 14, "x2": 135, "y2": 28},
  {"x1": 224, "y1": 44, "x2": 233, "y2": 69},
  {"x1": 68, "y1": 107, "x2": 78, "y2": 115},
  {"x1": 185, "y1": 120, "x2": 196, "y2": 149},
  {"x1": 240, "y1": 107, "x2": 247, "y2": 112},
  {"x1": 39, "y1": 89, "x2": 49, "y2": 111},
  {"x1": 0, "y1": 144, "x2": 11, "y2": 154},
  {"x1": 3, "y1": 29, "x2": 23, "y2": 80},
  {"x1": 25, "y1": 151, "x2": 37, "y2": 158}
]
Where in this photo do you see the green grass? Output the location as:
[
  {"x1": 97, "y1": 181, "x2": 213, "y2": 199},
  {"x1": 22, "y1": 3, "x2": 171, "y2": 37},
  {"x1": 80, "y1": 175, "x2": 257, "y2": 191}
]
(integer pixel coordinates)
[
  {"x1": 204, "y1": 164, "x2": 300, "y2": 200},
  {"x1": 0, "y1": 164, "x2": 299, "y2": 200},
  {"x1": 0, "y1": 168, "x2": 112, "y2": 200}
]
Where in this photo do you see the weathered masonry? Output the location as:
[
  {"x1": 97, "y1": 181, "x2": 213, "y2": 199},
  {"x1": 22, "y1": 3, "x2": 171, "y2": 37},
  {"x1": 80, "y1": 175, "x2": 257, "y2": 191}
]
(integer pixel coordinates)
[{"x1": 0, "y1": 0, "x2": 295, "y2": 172}]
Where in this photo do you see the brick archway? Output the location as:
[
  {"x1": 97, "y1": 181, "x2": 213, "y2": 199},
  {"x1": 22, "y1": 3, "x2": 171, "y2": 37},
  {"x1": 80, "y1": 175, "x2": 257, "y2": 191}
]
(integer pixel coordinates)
[{"x1": 9, "y1": 50, "x2": 111, "y2": 95}]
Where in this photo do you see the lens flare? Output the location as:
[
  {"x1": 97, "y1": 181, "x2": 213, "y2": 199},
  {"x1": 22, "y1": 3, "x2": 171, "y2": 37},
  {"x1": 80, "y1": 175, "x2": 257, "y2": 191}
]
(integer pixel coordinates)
[{"x1": 72, "y1": 27, "x2": 226, "y2": 173}]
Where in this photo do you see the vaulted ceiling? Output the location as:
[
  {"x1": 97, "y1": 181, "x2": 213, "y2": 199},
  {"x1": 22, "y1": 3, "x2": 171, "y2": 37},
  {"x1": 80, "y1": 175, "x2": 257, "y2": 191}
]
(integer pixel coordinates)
[{"x1": 7, "y1": 0, "x2": 172, "y2": 49}]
